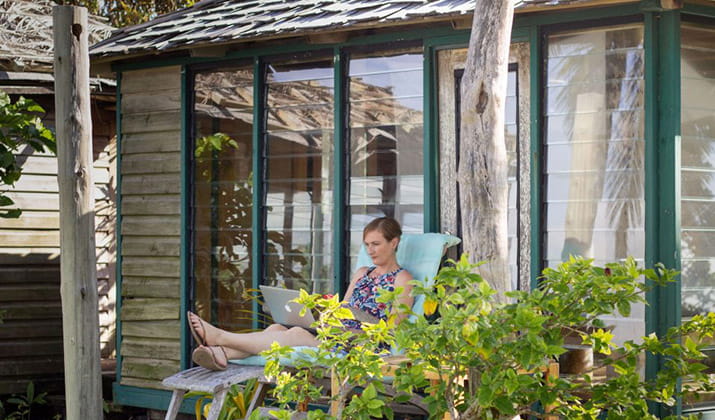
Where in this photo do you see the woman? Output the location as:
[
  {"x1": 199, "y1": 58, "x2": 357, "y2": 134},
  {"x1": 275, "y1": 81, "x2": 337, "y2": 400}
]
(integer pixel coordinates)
[{"x1": 188, "y1": 217, "x2": 414, "y2": 370}]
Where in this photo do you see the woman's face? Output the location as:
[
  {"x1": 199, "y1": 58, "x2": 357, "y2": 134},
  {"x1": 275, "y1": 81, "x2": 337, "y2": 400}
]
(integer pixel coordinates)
[{"x1": 363, "y1": 230, "x2": 398, "y2": 266}]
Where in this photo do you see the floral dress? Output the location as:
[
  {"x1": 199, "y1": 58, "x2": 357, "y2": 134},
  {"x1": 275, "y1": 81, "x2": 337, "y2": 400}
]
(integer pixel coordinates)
[{"x1": 342, "y1": 266, "x2": 404, "y2": 331}]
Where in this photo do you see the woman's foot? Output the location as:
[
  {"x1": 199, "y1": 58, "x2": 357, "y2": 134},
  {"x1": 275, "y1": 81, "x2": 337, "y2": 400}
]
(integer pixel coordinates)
[
  {"x1": 192, "y1": 345, "x2": 228, "y2": 371},
  {"x1": 187, "y1": 311, "x2": 222, "y2": 346}
]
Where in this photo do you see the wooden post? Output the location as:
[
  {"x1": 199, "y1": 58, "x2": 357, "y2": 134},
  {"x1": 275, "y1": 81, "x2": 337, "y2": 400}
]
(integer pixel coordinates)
[{"x1": 53, "y1": 5, "x2": 102, "y2": 419}]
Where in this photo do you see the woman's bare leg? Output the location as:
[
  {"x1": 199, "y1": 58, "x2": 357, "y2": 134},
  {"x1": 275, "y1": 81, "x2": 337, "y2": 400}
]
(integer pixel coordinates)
[
  {"x1": 188, "y1": 312, "x2": 319, "y2": 356},
  {"x1": 218, "y1": 326, "x2": 319, "y2": 355}
]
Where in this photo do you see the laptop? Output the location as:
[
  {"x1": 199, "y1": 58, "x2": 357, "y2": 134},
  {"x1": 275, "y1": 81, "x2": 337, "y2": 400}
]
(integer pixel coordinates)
[{"x1": 259, "y1": 285, "x2": 316, "y2": 329}]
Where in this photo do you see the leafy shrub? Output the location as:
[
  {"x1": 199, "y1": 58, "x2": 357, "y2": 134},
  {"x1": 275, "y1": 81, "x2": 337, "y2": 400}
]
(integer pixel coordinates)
[
  {"x1": 0, "y1": 90, "x2": 55, "y2": 218},
  {"x1": 0, "y1": 382, "x2": 48, "y2": 420},
  {"x1": 258, "y1": 256, "x2": 715, "y2": 420}
]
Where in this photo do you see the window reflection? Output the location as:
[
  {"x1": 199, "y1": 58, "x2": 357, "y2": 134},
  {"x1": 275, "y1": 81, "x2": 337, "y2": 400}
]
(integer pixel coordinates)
[
  {"x1": 347, "y1": 51, "x2": 424, "y2": 265},
  {"x1": 681, "y1": 24, "x2": 715, "y2": 318},
  {"x1": 545, "y1": 25, "x2": 645, "y2": 344},
  {"x1": 263, "y1": 58, "x2": 334, "y2": 294},
  {"x1": 192, "y1": 66, "x2": 255, "y2": 331}
]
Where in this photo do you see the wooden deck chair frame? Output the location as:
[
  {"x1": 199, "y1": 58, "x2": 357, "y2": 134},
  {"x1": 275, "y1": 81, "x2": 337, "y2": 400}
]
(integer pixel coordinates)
[{"x1": 162, "y1": 233, "x2": 461, "y2": 420}]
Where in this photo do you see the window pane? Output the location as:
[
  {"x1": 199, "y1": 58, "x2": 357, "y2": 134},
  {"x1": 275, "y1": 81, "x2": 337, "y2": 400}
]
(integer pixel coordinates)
[
  {"x1": 545, "y1": 25, "x2": 645, "y2": 343},
  {"x1": 506, "y1": 69, "x2": 519, "y2": 291},
  {"x1": 347, "y1": 51, "x2": 424, "y2": 267},
  {"x1": 264, "y1": 58, "x2": 334, "y2": 294},
  {"x1": 192, "y1": 66, "x2": 254, "y2": 332},
  {"x1": 681, "y1": 24, "x2": 715, "y2": 319}
]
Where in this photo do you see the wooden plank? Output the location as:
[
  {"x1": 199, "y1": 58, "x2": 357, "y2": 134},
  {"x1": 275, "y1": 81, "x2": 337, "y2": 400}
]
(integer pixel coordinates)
[
  {"x1": 16, "y1": 155, "x2": 58, "y2": 175},
  {"x1": 0, "y1": 375, "x2": 64, "y2": 395},
  {"x1": 122, "y1": 111, "x2": 182, "y2": 134},
  {"x1": 0, "y1": 211, "x2": 60, "y2": 229},
  {"x1": 0, "y1": 320, "x2": 63, "y2": 339},
  {"x1": 121, "y1": 152, "x2": 181, "y2": 174},
  {"x1": 16, "y1": 156, "x2": 109, "y2": 179},
  {"x1": 0, "y1": 339, "x2": 63, "y2": 357},
  {"x1": 122, "y1": 256, "x2": 180, "y2": 277},
  {"x1": 2, "y1": 192, "x2": 58, "y2": 210},
  {"x1": 0, "y1": 284, "x2": 60, "y2": 302},
  {"x1": 122, "y1": 215, "x2": 181, "y2": 236},
  {"x1": 0, "y1": 251, "x2": 60, "y2": 265},
  {"x1": 97, "y1": 248, "x2": 116, "y2": 264},
  {"x1": 121, "y1": 357, "x2": 181, "y2": 381},
  {"x1": 96, "y1": 201, "x2": 116, "y2": 216},
  {"x1": 120, "y1": 376, "x2": 168, "y2": 391},
  {"x1": 122, "y1": 174, "x2": 181, "y2": 195},
  {"x1": 96, "y1": 214, "x2": 115, "y2": 231},
  {"x1": 0, "y1": 357, "x2": 64, "y2": 376},
  {"x1": 121, "y1": 337, "x2": 180, "y2": 360},
  {"x1": 95, "y1": 231, "x2": 112, "y2": 248},
  {"x1": 122, "y1": 236, "x2": 180, "y2": 257},
  {"x1": 121, "y1": 298, "x2": 179, "y2": 321},
  {"x1": 93, "y1": 167, "x2": 111, "y2": 184},
  {"x1": 123, "y1": 131, "x2": 181, "y2": 154},
  {"x1": 122, "y1": 320, "x2": 180, "y2": 339},
  {"x1": 97, "y1": 264, "x2": 112, "y2": 280},
  {"x1": 122, "y1": 89, "x2": 181, "y2": 114},
  {"x1": 121, "y1": 195, "x2": 180, "y2": 215},
  {"x1": 122, "y1": 277, "x2": 180, "y2": 298},
  {"x1": 3, "y1": 174, "x2": 59, "y2": 193},
  {"x1": 122, "y1": 67, "x2": 181, "y2": 94},
  {"x1": 0, "y1": 231, "x2": 60, "y2": 247},
  {"x1": 2, "y1": 302, "x2": 62, "y2": 320},
  {"x1": 0, "y1": 265, "x2": 60, "y2": 283},
  {"x1": 15, "y1": 148, "x2": 54, "y2": 157},
  {"x1": 94, "y1": 184, "x2": 112, "y2": 201}
]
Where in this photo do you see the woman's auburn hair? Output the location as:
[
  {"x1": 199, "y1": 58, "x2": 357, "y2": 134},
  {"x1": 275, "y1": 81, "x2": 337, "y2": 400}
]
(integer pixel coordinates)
[{"x1": 363, "y1": 216, "x2": 402, "y2": 242}]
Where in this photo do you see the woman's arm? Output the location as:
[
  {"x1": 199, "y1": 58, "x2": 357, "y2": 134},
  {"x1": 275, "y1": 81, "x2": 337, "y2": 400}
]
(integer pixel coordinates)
[
  {"x1": 392, "y1": 270, "x2": 414, "y2": 325},
  {"x1": 343, "y1": 266, "x2": 368, "y2": 303}
]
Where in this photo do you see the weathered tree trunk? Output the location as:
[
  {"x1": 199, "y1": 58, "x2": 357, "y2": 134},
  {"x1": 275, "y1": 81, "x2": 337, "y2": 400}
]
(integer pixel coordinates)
[
  {"x1": 458, "y1": 0, "x2": 515, "y2": 300},
  {"x1": 54, "y1": 5, "x2": 103, "y2": 419}
]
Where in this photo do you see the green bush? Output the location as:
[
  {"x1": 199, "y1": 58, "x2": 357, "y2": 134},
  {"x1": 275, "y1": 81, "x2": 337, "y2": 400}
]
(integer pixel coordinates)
[
  {"x1": 258, "y1": 256, "x2": 715, "y2": 420},
  {"x1": 0, "y1": 90, "x2": 55, "y2": 218}
]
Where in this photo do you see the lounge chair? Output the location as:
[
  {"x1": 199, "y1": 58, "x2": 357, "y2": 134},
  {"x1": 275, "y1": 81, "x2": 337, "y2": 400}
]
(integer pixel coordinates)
[{"x1": 162, "y1": 232, "x2": 461, "y2": 420}]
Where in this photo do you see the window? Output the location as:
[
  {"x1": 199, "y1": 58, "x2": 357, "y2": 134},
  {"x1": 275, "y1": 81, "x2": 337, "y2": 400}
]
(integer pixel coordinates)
[
  {"x1": 263, "y1": 58, "x2": 335, "y2": 294},
  {"x1": 681, "y1": 23, "x2": 715, "y2": 319},
  {"x1": 347, "y1": 50, "x2": 424, "y2": 266},
  {"x1": 544, "y1": 24, "x2": 645, "y2": 342},
  {"x1": 191, "y1": 46, "x2": 432, "y2": 320},
  {"x1": 191, "y1": 65, "x2": 255, "y2": 331},
  {"x1": 681, "y1": 23, "x2": 715, "y2": 411}
]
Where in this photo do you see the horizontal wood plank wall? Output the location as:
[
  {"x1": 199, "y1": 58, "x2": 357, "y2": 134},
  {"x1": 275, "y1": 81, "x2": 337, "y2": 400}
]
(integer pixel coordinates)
[
  {"x1": 0, "y1": 95, "x2": 117, "y2": 395},
  {"x1": 119, "y1": 66, "x2": 182, "y2": 390}
]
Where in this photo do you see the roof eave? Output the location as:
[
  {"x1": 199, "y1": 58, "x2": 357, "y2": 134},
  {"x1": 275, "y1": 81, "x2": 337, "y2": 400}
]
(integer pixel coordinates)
[{"x1": 89, "y1": 0, "x2": 645, "y2": 67}]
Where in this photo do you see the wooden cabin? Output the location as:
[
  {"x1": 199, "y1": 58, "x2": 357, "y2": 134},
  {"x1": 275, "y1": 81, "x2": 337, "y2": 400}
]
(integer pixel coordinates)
[
  {"x1": 0, "y1": 0, "x2": 117, "y2": 396},
  {"x1": 90, "y1": 0, "x2": 715, "y2": 416}
]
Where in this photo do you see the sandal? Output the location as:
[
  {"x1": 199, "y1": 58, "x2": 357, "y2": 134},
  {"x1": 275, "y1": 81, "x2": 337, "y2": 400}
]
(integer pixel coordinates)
[
  {"x1": 192, "y1": 345, "x2": 228, "y2": 371},
  {"x1": 187, "y1": 311, "x2": 207, "y2": 346}
]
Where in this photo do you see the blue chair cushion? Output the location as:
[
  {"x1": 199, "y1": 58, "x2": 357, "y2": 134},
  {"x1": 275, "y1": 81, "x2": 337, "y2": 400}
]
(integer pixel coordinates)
[{"x1": 230, "y1": 346, "x2": 320, "y2": 367}]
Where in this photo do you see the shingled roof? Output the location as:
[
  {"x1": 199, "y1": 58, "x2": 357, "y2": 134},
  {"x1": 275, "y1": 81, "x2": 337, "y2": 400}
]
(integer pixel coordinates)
[{"x1": 90, "y1": 0, "x2": 624, "y2": 61}]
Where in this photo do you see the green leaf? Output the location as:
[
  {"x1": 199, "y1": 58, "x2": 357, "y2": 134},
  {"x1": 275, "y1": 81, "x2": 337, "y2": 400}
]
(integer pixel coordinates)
[
  {"x1": 493, "y1": 396, "x2": 515, "y2": 415},
  {"x1": 617, "y1": 300, "x2": 631, "y2": 317},
  {"x1": 362, "y1": 383, "x2": 377, "y2": 400},
  {"x1": 0, "y1": 195, "x2": 14, "y2": 206}
]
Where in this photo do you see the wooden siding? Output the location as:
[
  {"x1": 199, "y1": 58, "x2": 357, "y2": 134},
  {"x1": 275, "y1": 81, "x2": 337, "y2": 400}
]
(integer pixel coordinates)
[
  {"x1": 0, "y1": 95, "x2": 117, "y2": 395},
  {"x1": 119, "y1": 66, "x2": 183, "y2": 389}
]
